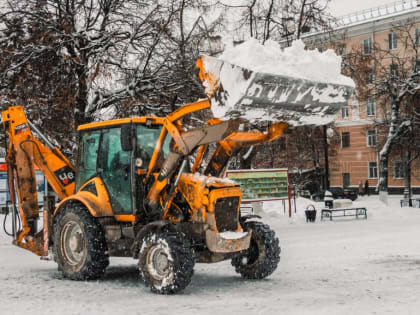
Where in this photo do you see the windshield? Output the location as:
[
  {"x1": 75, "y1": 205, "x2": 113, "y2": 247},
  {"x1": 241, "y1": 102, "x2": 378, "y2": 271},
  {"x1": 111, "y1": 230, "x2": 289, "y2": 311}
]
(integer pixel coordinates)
[{"x1": 136, "y1": 125, "x2": 171, "y2": 168}]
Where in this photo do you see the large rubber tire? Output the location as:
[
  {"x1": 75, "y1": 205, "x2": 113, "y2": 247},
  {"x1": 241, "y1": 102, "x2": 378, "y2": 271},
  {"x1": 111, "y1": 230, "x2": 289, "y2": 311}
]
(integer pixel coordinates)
[
  {"x1": 138, "y1": 231, "x2": 195, "y2": 294},
  {"x1": 53, "y1": 205, "x2": 109, "y2": 280},
  {"x1": 231, "y1": 221, "x2": 280, "y2": 279}
]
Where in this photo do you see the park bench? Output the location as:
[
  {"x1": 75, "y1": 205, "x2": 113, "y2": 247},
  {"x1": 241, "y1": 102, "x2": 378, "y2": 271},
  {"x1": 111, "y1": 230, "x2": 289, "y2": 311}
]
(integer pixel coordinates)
[
  {"x1": 321, "y1": 207, "x2": 367, "y2": 221},
  {"x1": 240, "y1": 205, "x2": 254, "y2": 215},
  {"x1": 400, "y1": 199, "x2": 420, "y2": 208}
]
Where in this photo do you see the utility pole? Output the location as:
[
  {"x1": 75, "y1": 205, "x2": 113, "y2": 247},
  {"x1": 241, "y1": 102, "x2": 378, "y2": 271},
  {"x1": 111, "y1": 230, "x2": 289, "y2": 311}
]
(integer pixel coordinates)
[{"x1": 323, "y1": 125, "x2": 330, "y2": 190}]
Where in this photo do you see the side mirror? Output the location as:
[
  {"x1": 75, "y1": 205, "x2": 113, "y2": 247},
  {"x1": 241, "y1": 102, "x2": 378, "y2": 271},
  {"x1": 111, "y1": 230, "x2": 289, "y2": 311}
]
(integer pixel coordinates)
[{"x1": 121, "y1": 124, "x2": 134, "y2": 151}]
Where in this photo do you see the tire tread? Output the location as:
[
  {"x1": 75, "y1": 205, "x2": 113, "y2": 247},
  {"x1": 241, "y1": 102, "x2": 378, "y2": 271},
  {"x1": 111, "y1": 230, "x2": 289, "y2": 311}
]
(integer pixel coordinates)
[{"x1": 231, "y1": 221, "x2": 280, "y2": 279}]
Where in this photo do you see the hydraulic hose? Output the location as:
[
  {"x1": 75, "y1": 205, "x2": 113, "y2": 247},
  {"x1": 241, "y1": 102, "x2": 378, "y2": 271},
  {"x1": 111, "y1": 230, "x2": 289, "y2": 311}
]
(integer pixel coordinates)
[{"x1": 2, "y1": 203, "x2": 21, "y2": 237}]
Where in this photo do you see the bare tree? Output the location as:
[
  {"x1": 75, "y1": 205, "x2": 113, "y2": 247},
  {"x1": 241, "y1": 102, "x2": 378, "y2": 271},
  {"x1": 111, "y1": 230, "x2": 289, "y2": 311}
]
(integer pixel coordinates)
[
  {"x1": 217, "y1": 0, "x2": 334, "y2": 44},
  {"x1": 0, "y1": 0, "x2": 224, "y2": 152},
  {"x1": 282, "y1": 0, "x2": 334, "y2": 45},
  {"x1": 253, "y1": 125, "x2": 335, "y2": 192}
]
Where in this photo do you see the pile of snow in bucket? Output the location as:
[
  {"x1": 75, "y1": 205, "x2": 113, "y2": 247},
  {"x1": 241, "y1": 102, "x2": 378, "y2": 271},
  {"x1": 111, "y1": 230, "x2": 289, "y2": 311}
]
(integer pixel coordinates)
[
  {"x1": 201, "y1": 39, "x2": 355, "y2": 126},
  {"x1": 219, "y1": 39, "x2": 353, "y2": 87}
]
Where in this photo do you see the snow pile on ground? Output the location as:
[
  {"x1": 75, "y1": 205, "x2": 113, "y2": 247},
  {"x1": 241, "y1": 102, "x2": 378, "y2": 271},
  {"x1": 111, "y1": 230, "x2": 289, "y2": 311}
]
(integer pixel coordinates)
[
  {"x1": 262, "y1": 197, "x2": 316, "y2": 220},
  {"x1": 260, "y1": 195, "x2": 410, "y2": 223},
  {"x1": 200, "y1": 39, "x2": 355, "y2": 126},
  {"x1": 219, "y1": 39, "x2": 354, "y2": 87}
]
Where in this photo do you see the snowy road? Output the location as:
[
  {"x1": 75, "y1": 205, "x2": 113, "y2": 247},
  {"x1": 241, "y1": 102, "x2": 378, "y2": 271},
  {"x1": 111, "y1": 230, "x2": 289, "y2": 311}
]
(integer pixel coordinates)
[{"x1": 1, "y1": 196, "x2": 420, "y2": 315}]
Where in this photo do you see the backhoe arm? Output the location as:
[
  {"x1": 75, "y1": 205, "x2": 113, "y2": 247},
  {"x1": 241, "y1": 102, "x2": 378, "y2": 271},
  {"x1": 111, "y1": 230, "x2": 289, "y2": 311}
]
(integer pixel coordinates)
[{"x1": 1, "y1": 106, "x2": 75, "y2": 255}]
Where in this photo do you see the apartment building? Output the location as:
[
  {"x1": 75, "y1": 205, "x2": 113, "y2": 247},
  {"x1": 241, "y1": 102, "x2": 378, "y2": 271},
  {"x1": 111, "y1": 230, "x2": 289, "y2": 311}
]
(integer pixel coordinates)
[{"x1": 301, "y1": 0, "x2": 420, "y2": 193}]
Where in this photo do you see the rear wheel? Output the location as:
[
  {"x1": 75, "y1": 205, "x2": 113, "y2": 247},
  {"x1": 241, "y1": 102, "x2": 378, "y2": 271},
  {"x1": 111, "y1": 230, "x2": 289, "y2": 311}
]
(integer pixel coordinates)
[
  {"x1": 231, "y1": 222, "x2": 280, "y2": 279},
  {"x1": 138, "y1": 231, "x2": 195, "y2": 294},
  {"x1": 54, "y1": 205, "x2": 109, "y2": 280}
]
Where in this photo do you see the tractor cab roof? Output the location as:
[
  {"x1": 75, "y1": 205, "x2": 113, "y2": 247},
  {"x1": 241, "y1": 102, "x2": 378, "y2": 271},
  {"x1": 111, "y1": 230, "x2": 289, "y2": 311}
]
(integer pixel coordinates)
[{"x1": 77, "y1": 116, "x2": 165, "y2": 131}]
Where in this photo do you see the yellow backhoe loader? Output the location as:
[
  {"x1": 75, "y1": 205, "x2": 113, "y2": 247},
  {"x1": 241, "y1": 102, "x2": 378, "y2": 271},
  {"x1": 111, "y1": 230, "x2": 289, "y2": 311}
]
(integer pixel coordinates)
[{"x1": 1, "y1": 57, "x2": 353, "y2": 294}]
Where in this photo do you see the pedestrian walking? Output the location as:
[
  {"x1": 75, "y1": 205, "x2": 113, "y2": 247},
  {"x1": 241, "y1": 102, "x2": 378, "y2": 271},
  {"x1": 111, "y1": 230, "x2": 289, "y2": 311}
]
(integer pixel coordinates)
[
  {"x1": 359, "y1": 180, "x2": 364, "y2": 196},
  {"x1": 364, "y1": 180, "x2": 370, "y2": 196}
]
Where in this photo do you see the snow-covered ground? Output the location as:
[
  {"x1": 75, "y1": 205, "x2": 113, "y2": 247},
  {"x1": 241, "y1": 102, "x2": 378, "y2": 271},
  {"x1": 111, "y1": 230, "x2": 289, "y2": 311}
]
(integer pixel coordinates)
[{"x1": 1, "y1": 195, "x2": 420, "y2": 315}]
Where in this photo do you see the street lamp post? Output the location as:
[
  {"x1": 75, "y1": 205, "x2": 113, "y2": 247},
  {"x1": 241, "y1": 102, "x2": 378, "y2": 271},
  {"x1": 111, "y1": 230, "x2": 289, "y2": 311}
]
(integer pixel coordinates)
[{"x1": 323, "y1": 125, "x2": 330, "y2": 190}]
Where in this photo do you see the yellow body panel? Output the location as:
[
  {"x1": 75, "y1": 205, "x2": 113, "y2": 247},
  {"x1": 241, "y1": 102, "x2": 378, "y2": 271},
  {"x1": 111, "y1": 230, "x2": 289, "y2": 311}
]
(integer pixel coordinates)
[
  {"x1": 176, "y1": 173, "x2": 242, "y2": 233},
  {"x1": 54, "y1": 177, "x2": 138, "y2": 222},
  {"x1": 54, "y1": 177, "x2": 113, "y2": 217},
  {"x1": 114, "y1": 215, "x2": 136, "y2": 222},
  {"x1": 207, "y1": 187, "x2": 242, "y2": 233}
]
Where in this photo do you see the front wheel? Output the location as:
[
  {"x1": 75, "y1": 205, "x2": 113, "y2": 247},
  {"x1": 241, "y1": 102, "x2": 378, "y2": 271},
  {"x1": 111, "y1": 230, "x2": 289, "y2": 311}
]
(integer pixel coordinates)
[
  {"x1": 138, "y1": 231, "x2": 195, "y2": 294},
  {"x1": 231, "y1": 221, "x2": 280, "y2": 279},
  {"x1": 53, "y1": 205, "x2": 109, "y2": 280}
]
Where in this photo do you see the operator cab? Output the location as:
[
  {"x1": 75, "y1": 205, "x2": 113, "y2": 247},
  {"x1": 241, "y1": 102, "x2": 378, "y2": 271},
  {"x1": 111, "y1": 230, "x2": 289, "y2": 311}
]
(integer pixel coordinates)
[{"x1": 76, "y1": 118, "x2": 171, "y2": 215}]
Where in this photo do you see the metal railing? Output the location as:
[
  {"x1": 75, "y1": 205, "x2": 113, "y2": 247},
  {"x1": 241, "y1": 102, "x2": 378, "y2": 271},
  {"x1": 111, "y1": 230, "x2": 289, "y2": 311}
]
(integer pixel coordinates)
[{"x1": 337, "y1": 0, "x2": 419, "y2": 27}]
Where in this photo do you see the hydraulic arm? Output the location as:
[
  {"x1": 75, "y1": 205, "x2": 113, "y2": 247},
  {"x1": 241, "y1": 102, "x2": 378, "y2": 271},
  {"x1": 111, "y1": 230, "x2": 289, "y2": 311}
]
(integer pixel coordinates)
[
  {"x1": 144, "y1": 100, "x2": 240, "y2": 212},
  {"x1": 144, "y1": 99, "x2": 288, "y2": 215},
  {"x1": 1, "y1": 106, "x2": 75, "y2": 255},
  {"x1": 196, "y1": 121, "x2": 288, "y2": 177}
]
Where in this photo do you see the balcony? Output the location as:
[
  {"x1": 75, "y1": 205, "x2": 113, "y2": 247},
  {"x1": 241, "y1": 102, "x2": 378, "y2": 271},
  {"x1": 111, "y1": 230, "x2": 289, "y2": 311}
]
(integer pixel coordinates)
[{"x1": 337, "y1": 0, "x2": 419, "y2": 27}]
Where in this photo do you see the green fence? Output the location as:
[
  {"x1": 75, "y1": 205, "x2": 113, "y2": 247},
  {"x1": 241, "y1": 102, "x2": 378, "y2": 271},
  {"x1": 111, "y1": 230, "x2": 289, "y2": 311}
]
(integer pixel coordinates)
[{"x1": 226, "y1": 169, "x2": 289, "y2": 202}]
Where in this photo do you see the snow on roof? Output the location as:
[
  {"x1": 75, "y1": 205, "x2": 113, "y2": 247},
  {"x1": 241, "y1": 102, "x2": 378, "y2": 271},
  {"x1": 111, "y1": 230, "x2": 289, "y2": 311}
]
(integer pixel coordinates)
[
  {"x1": 335, "y1": 119, "x2": 376, "y2": 127},
  {"x1": 336, "y1": 0, "x2": 419, "y2": 28},
  {"x1": 302, "y1": 0, "x2": 420, "y2": 39}
]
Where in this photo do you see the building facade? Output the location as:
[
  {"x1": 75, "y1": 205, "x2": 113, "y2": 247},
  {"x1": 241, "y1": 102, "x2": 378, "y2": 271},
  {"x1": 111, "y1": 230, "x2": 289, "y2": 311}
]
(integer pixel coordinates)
[{"x1": 303, "y1": 0, "x2": 420, "y2": 193}]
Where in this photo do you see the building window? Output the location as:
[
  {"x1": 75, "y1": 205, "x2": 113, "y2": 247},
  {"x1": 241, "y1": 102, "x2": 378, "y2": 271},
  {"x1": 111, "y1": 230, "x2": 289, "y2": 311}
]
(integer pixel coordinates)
[
  {"x1": 367, "y1": 130, "x2": 376, "y2": 147},
  {"x1": 351, "y1": 96, "x2": 359, "y2": 106},
  {"x1": 393, "y1": 161, "x2": 404, "y2": 179},
  {"x1": 388, "y1": 32, "x2": 397, "y2": 50},
  {"x1": 363, "y1": 38, "x2": 372, "y2": 55},
  {"x1": 342, "y1": 132, "x2": 350, "y2": 148},
  {"x1": 337, "y1": 44, "x2": 346, "y2": 56},
  {"x1": 367, "y1": 71, "x2": 374, "y2": 84},
  {"x1": 414, "y1": 60, "x2": 420, "y2": 72},
  {"x1": 415, "y1": 28, "x2": 420, "y2": 46},
  {"x1": 366, "y1": 99, "x2": 375, "y2": 116},
  {"x1": 341, "y1": 106, "x2": 349, "y2": 118},
  {"x1": 368, "y1": 162, "x2": 378, "y2": 178},
  {"x1": 342, "y1": 173, "x2": 350, "y2": 188},
  {"x1": 390, "y1": 63, "x2": 398, "y2": 76}
]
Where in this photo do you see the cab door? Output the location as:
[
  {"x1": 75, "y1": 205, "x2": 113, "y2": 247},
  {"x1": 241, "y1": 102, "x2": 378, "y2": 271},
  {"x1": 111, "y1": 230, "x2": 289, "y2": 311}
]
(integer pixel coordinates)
[
  {"x1": 76, "y1": 130, "x2": 101, "y2": 190},
  {"x1": 135, "y1": 125, "x2": 170, "y2": 212},
  {"x1": 98, "y1": 127, "x2": 132, "y2": 214}
]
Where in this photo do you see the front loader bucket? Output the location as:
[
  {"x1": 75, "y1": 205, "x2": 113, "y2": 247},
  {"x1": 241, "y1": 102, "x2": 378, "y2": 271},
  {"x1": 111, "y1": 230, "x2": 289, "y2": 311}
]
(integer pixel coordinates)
[{"x1": 197, "y1": 56, "x2": 354, "y2": 126}]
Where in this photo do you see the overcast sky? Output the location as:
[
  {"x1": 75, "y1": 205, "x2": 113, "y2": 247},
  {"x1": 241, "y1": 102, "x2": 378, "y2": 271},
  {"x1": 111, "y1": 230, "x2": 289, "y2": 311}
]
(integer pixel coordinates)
[{"x1": 328, "y1": 0, "x2": 393, "y2": 17}]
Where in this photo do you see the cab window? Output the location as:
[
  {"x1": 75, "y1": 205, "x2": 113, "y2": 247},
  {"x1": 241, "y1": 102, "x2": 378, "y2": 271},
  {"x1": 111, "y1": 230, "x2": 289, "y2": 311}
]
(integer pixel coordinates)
[
  {"x1": 76, "y1": 130, "x2": 100, "y2": 190},
  {"x1": 136, "y1": 125, "x2": 171, "y2": 168},
  {"x1": 98, "y1": 127, "x2": 132, "y2": 213}
]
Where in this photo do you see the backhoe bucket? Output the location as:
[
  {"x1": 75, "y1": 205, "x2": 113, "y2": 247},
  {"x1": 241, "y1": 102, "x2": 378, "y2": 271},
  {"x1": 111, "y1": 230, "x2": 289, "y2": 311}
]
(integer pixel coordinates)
[{"x1": 197, "y1": 56, "x2": 354, "y2": 126}]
